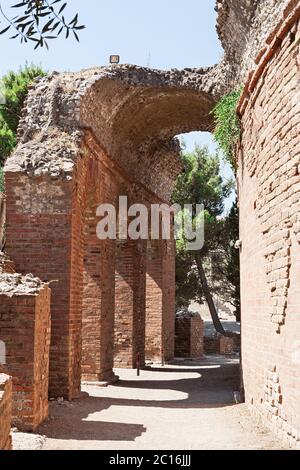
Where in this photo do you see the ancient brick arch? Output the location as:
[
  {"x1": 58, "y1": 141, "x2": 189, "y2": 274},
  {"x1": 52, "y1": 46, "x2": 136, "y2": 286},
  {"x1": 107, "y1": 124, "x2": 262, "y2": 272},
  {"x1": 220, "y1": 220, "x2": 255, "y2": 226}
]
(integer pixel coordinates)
[{"x1": 4, "y1": 65, "x2": 218, "y2": 399}]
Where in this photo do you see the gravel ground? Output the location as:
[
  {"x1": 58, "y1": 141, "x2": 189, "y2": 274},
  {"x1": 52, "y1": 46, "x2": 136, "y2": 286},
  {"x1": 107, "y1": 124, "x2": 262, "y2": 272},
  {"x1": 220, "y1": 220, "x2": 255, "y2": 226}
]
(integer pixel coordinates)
[{"x1": 12, "y1": 357, "x2": 285, "y2": 451}]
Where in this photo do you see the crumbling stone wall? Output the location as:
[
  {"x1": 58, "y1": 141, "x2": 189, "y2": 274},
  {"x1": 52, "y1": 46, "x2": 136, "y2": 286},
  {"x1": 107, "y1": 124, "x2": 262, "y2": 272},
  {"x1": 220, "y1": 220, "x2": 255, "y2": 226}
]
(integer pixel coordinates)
[
  {"x1": 175, "y1": 314, "x2": 204, "y2": 359},
  {"x1": 0, "y1": 374, "x2": 12, "y2": 451},
  {"x1": 216, "y1": 0, "x2": 291, "y2": 89},
  {"x1": 237, "y1": 0, "x2": 300, "y2": 449}
]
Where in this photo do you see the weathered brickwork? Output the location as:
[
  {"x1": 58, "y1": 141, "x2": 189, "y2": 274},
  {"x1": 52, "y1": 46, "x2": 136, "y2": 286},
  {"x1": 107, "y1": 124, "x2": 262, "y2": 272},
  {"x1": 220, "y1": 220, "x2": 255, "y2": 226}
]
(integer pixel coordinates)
[
  {"x1": 1, "y1": 0, "x2": 299, "y2": 449},
  {"x1": 4, "y1": 172, "x2": 83, "y2": 400},
  {"x1": 81, "y1": 136, "x2": 118, "y2": 383},
  {"x1": 145, "y1": 239, "x2": 175, "y2": 363},
  {"x1": 204, "y1": 335, "x2": 236, "y2": 356},
  {"x1": 175, "y1": 315, "x2": 204, "y2": 359},
  {"x1": 0, "y1": 285, "x2": 51, "y2": 431},
  {"x1": 114, "y1": 192, "x2": 176, "y2": 367},
  {"x1": 238, "y1": 1, "x2": 300, "y2": 448},
  {"x1": 219, "y1": 337, "x2": 235, "y2": 355},
  {"x1": 0, "y1": 374, "x2": 12, "y2": 451},
  {"x1": 114, "y1": 240, "x2": 147, "y2": 368},
  {"x1": 162, "y1": 241, "x2": 176, "y2": 361},
  {"x1": 4, "y1": 60, "x2": 199, "y2": 397}
]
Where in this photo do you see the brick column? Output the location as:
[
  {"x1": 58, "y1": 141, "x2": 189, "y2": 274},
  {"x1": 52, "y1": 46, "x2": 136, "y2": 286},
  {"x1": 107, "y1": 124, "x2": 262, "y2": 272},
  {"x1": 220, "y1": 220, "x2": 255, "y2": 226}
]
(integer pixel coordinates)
[
  {"x1": 5, "y1": 172, "x2": 84, "y2": 400},
  {"x1": 81, "y1": 208, "x2": 117, "y2": 382},
  {"x1": 175, "y1": 315, "x2": 204, "y2": 358},
  {"x1": 114, "y1": 240, "x2": 147, "y2": 368},
  {"x1": 145, "y1": 239, "x2": 175, "y2": 363},
  {"x1": 81, "y1": 154, "x2": 119, "y2": 383}
]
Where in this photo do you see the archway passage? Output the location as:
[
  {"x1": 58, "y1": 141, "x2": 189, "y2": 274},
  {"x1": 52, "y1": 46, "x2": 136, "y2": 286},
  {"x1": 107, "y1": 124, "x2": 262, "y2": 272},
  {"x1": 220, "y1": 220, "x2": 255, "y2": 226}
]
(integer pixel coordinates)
[{"x1": 4, "y1": 65, "x2": 219, "y2": 400}]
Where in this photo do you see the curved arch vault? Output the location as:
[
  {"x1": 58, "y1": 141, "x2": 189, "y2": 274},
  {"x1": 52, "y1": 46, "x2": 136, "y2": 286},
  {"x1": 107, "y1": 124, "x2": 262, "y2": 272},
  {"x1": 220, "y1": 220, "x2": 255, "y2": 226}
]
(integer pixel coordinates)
[{"x1": 4, "y1": 65, "x2": 219, "y2": 398}]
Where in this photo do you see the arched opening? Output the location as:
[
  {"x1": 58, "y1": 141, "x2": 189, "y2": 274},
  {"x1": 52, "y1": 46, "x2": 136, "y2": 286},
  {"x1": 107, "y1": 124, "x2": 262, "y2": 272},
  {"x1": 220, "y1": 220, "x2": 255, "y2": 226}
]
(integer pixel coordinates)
[{"x1": 172, "y1": 129, "x2": 240, "y2": 360}]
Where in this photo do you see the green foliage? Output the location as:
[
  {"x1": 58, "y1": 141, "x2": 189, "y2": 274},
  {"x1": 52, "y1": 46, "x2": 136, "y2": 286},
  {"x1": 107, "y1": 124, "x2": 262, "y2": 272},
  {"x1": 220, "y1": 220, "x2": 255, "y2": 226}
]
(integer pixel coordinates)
[
  {"x1": 0, "y1": 122, "x2": 16, "y2": 163},
  {"x1": 172, "y1": 145, "x2": 233, "y2": 220},
  {"x1": 0, "y1": 64, "x2": 46, "y2": 191},
  {"x1": 0, "y1": 64, "x2": 46, "y2": 135},
  {"x1": 172, "y1": 145, "x2": 237, "y2": 310},
  {"x1": 175, "y1": 250, "x2": 199, "y2": 308},
  {"x1": 0, "y1": 1, "x2": 85, "y2": 49},
  {"x1": 212, "y1": 201, "x2": 241, "y2": 321},
  {"x1": 223, "y1": 201, "x2": 240, "y2": 321},
  {"x1": 212, "y1": 89, "x2": 242, "y2": 171}
]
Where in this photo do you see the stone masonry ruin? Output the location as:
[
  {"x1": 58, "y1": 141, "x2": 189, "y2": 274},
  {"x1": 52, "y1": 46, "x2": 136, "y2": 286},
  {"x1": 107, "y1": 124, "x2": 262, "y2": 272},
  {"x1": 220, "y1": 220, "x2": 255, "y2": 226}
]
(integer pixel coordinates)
[{"x1": 0, "y1": 0, "x2": 300, "y2": 449}]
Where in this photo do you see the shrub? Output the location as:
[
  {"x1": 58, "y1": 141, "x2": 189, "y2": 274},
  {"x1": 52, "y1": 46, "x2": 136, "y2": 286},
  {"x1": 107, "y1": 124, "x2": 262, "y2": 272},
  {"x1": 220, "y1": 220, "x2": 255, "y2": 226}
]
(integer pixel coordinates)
[
  {"x1": 0, "y1": 64, "x2": 46, "y2": 166},
  {"x1": 212, "y1": 88, "x2": 242, "y2": 171}
]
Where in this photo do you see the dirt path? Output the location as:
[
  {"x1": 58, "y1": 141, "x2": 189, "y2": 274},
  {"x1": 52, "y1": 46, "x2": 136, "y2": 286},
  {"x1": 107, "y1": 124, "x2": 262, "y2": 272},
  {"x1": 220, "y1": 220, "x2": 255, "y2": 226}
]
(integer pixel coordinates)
[{"x1": 13, "y1": 357, "x2": 284, "y2": 450}]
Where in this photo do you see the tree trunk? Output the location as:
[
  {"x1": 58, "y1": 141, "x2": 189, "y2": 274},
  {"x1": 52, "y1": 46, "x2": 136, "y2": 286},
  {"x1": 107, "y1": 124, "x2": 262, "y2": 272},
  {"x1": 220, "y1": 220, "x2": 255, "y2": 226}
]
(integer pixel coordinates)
[{"x1": 195, "y1": 253, "x2": 230, "y2": 337}]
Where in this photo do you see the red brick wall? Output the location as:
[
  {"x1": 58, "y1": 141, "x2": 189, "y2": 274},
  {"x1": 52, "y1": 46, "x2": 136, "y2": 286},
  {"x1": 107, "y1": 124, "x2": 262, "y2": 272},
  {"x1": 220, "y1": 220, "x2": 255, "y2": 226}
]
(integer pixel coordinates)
[
  {"x1": 0, "y1": 374, "x2": 12, "y2": 451},
  {"x1": 4, "y1": 133, "x2": 118, "y2": 395},
  {"x1": 114, "y1": 241, "x2": 135, "y2": 368},
  {"x1": 162, "y1": 240, "x2": 176, "y2": 361},
  {"x1": 5, "y1": 172, "x2": 82, "y2": 400},
  {"x1": 145, "y1": 241, "x2": 164, "y2": 362},
  {"x1": 175, "y1": 315, "x2": 204, "y2": 358},
  {"x1": 0, "y1": 287, "x2": 51, "y2": 431},
  {"x1": 238, "y1": 6, "x2": 300, "y2": 448},
  {"x1": 219, "y1": 337, "x2": 235, "y2": 355},
  {"x1": 4, "y1": 129, "x2": 177, "y2": 397},
  {"x1": 204, "y1": 335, "x2": 236, "y2": 355}
]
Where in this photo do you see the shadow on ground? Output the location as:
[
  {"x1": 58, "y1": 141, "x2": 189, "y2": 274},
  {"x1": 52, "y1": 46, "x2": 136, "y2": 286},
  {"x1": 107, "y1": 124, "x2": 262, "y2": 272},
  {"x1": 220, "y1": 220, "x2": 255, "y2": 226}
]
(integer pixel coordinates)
[{"x1": 35, "y1": 357, "x2": 240, "y2": 442}]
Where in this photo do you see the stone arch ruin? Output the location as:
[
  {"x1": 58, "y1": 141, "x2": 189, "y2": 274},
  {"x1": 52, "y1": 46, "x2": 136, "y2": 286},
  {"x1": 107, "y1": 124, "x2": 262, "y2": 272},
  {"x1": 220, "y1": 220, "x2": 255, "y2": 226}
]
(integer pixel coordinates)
[{"x1": 2, "y1": 66, "x2": 219, "y2": 401}]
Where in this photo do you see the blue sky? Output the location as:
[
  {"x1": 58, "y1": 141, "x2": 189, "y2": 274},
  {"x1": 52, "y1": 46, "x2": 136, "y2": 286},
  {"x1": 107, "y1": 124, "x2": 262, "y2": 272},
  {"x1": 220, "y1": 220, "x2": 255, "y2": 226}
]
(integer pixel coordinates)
[
  {"x1": 1, "y1": 0, "x2": 222, "y2": 73},
  {"x1": 0, "y1": 0, "x2": 234, "y2": 210}
]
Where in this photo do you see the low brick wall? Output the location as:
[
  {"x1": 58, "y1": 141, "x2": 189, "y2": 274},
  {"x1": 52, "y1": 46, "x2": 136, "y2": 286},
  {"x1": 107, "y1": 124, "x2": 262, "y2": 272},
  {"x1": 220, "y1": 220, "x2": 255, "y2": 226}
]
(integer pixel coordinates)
[
  {"x1": 175, "y1": 315, "x2": 204, "y2": 358},
  {"x1": 204, "y1": 334, "x2": 238, "y2": 355},
  {"x1": 0, "y1": 285, "x2": 51, "y2": 431},
  {"x1": 220, "y1": 337, "x2": 235, "y2": 355},
  {"x1": 0, "y1": 374, "x2": 12, "y2": 451}
]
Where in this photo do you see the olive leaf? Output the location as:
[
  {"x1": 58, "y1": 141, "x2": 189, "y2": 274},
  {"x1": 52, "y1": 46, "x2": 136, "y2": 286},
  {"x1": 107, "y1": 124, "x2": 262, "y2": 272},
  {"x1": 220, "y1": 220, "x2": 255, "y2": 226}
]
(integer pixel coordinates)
[{"x1": 0, "y1": 0, "x2": 85, "y2": 48}]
